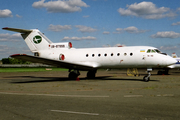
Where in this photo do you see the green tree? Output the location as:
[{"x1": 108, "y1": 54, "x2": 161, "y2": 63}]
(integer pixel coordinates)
[
  {"x1": 1, "y1": 58, "x2": 11, "y2": 64},
  {"x1": 1, "y1": 58, "x2": 31, "y2": 64}
]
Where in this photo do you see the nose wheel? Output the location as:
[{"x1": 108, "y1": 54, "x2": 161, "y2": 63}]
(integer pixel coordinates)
[
  {"x1": 143, "y1": 68, "x2": 152, "y2": 82},
  {"x1": 143, "y1": 72, "x2": 151, "y2": 82}
]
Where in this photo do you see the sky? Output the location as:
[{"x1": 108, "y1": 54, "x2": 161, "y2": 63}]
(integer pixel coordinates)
[{"x1": 0, "y1": 0, "x2": 180, "y2": 59}]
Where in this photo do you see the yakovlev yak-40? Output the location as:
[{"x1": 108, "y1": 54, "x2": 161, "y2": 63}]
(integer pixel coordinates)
[{"x1": 3, "y1": 27, "x2": 176, "y2": 82}]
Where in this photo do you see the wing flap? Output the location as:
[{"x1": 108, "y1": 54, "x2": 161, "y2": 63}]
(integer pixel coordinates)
[{"x1": 10, "y1": 54, "x2": 94, "y2": 71}]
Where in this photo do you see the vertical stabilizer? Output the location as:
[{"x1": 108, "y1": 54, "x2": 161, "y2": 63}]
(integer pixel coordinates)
[
  {"x1": 22, "y1": 29, "x2": 52, "y2": 52},
  {"x1": 2, "y1": 27, "x2": 52, "y2": 53}
]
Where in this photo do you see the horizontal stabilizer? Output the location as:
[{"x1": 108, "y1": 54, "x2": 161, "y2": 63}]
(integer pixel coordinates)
[
  {"x1": 10, "y1": 54, "x2": 94, "y2": 71},
  {"x1": 2, "y1": 27, "x2": 32, "y2": 33}
]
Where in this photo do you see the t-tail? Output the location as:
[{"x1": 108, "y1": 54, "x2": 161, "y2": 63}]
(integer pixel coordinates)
[
  {"x1": 2, "y1": 27, "x2": 73, "y2": 56},
  {"x1": 3, "y1": 27, "x2": 52, "y2": 53}
]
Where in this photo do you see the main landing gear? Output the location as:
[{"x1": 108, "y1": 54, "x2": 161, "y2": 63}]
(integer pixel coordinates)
[
  {"x1": 157, "y1": 69, "x2": 169, "y2": 75},
  {"x1": 143, "y1": 68, "x2": 152, "y2": 82},
  {"x1": 68, "y1": 69, "x2": 80, "y2": 80},
  {"x1": 68, "y1": 69, "x2": 97, "y2": 80},
  {"x1": 87, "y1": 70, "x2": 97, "y2": 79}
]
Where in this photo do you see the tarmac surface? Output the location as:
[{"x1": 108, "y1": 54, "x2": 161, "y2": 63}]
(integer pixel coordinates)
[{"x1": 0, "y1": 69, "x2": 180, "y2": 120}]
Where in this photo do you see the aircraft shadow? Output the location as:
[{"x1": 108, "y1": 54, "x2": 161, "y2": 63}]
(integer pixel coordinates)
[
  {"x1": 9, "y1": 76, "x2": 71, "y2": 84},
  {"x1": 9, "y1": 75, "x2": 159, "y2": 84}
]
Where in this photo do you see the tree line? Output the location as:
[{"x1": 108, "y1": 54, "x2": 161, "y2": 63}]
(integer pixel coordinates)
[{"x1": 1, "y1": 58, "x2": 31, "y2": 64}]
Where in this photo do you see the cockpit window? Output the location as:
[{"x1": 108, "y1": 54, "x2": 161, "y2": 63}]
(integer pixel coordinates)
[
  {"x1": 146, "y1": 49, "x2": 166, "y2": 55},
  {"x1": 147, "y1": 49, "x2": 151, "y2": 53},
  {"x1": 151, "y1": 49, "x2": 156, "y2": 53},
  {"x1": 147, "y1": 49, "x2": 162, "y2": 53},
  {"x1": 154, "y1": 49, "x2": 161, "y2": 53}
]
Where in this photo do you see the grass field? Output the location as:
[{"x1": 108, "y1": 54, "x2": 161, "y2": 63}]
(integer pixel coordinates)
[{"x1": 0, "y1": 68, "x2": 68, "y2": 72}]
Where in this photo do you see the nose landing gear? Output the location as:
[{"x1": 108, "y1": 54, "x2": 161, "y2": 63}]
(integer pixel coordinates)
[{"x1": 143, "y1": 68, "x2": 152, "y2": 82}]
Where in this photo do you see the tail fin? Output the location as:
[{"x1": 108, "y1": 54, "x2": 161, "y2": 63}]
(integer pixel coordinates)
[
  {"x1": 172, "y1": 53, "x2": 178, "y2": 58},
  {"x1": 2, "y1": 27, "x2": 52, "y2": 53}
]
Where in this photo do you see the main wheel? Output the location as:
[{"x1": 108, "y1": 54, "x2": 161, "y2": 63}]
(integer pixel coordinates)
[
  {"x1": 87, "y1": 70, "x2": 96, "y2": 79},
  {"x1": 68, "y1": 72, "x2": 78, "y2": 80}
]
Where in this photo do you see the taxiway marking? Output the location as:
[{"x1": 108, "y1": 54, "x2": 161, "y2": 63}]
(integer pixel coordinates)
[
  {"x1": 0, "y1": 92, "x2": 109, "y2": 98},
  {"x1": 157, "y1": 94, "x2": 174, "y2": 97},
  {"x1": 124, "y1": 94, "x2": 175, "y2": 97},
  {"x1": 51, "y1": 110, "x2": 99, "y2": 116},
  {"x1": 124, "y1": 95, "x2": 143, "y2": 98}
]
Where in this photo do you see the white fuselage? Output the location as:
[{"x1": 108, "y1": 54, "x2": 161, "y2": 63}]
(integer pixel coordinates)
[{"x1": 38, "y1": 46, "x2": 175, "y2": 69}]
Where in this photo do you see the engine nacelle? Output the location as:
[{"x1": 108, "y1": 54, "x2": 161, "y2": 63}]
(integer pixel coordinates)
[{"x1": 49, "y1": 42, "x2": 72, "y2": 49}]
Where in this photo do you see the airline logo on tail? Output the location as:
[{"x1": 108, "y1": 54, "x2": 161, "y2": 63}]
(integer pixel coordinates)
[{"x1": 33, "y1": 35, "x2": 42, "y2": 44}]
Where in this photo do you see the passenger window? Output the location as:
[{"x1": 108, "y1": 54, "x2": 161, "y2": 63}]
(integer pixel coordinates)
[
  {"x1": 92, "y1": 54, "x2": 95, "y2": 57},
  {"x1": 124, "y1": 53, "x2": 127, "y2": 56},
  {"x1": 86, "y1": 54, "x2": 88, "y2": 57},
  {"x1": 111, "y1": 53, "x2": 113, "y2": 56},
  {"x1": 98, "y1": 54, "x2": 101, "y2": 57},
  {"x1": 117, "y1": 53, "x2": 120, "y2": 56},
  {"x1": 130, "y1": 53, "x2": 133, "y2": 56},
  {"x1": 104, "y1": 53, "x2": 107, "y2": 56}
]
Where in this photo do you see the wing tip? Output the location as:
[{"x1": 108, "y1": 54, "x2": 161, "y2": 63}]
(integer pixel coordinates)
[{"x1": 10, "y1": 54, "x2": 27, "y2": 57}]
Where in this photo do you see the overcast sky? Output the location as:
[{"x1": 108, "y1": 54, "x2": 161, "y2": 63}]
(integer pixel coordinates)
[{"x1": 0, "y1": 0, "x2": 180, "y2": 59}]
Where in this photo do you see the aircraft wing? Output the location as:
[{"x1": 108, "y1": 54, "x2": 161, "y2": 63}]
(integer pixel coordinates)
[{"x1": 10, "y1": 54, "x2": 94, "y2": 71}]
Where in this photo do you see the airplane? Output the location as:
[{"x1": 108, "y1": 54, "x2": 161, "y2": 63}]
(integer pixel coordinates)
[
  {"x1": 2, "y1": 27, "x2": 176, "y2": 82},
  {"x1": 168, "y1": 53, "x2": 180, "y2": 69}
]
